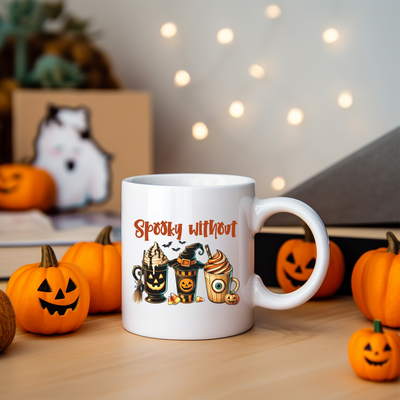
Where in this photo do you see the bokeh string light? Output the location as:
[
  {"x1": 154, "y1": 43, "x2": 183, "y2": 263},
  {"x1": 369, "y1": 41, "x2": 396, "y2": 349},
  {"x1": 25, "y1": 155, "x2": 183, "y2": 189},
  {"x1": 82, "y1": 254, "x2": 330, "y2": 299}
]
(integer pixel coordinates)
[
  {"x1": 271, "y1": 177, "x2": 286, "y2": 191},
  {"x1": 217, "y1": 28, "x2": 234, "y2": 44},
  {"x1": 160, "y1": 22, "x2": 177, "y2": 38},
  {"x1": 229, "y1": 101, "x2": 244, "y2": 118},
  {"x1": 322, "y1": 28, "x2": 339, "y2": 43},
  {"x1": 338, "y1": 91, "x2": 353, "y2": 108},
  {"x1": 192, "y1": 122, "x2": 209, "y2": 140},
  {"x1": 248, "y1": 64, "x2": 265, "y2": 79},
  {"x1": 162, "y1": 10, "x2": 351, "y2": 190},
  {"x1": 287, "y1": 108, "x2": 304, "y2": 125},
  {"x1": 265, "y1": 4, "x2": 282, "y2": 19},
  {"x1": 174, "y1": 70, "x2": 191, "y2": 87}
]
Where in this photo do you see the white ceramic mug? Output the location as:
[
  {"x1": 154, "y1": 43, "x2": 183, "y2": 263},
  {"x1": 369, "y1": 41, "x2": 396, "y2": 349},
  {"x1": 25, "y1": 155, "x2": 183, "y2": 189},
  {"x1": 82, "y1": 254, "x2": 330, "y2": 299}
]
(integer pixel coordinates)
[{"x1": 121, "y1": 174, "x2": 330, "y2": 340}]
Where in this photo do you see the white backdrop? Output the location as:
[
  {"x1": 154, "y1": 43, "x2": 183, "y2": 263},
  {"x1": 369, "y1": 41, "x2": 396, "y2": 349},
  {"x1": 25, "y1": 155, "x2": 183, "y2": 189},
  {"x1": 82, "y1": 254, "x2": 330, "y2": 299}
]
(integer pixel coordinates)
[{"x1": 67, "y1": 0, "x2": 399, "y2": 199}]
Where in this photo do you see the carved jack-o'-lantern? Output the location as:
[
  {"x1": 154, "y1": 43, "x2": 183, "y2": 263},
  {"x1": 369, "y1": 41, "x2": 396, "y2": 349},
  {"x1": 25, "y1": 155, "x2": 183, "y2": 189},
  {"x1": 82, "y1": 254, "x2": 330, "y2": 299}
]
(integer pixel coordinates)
[
  {"x1": 6, "y1": 245, "x2": 90, "y2": 335},
  {"x1": 0, "y1": 164, "x2": 56, "y2": 211},
  {"x1": 276, "y1": 223, "x2": 344, "y2": 298},
  {"x1": 225, "y1": 291, "x2": 239, "y2": 305},
  {"x1": 147, "y1": 272, "x2": 166, "y2": 291},
  {"x1": 179, "y1": 278, "x2": 194, "y2": 292},
  {"x1": 348, "y1": 320, "x2": 400, "y2": 381}
]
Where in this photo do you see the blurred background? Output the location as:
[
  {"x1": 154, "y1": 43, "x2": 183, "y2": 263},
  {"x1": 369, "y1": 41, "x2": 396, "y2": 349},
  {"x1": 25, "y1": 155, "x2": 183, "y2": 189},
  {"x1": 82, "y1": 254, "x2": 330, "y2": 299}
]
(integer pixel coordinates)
[
  {"x1": 67, "y1": 0, "x2": 399, "y2": 199},
  {"x1": 0, "y1": 0, "x2": 399, "y2": 201}
]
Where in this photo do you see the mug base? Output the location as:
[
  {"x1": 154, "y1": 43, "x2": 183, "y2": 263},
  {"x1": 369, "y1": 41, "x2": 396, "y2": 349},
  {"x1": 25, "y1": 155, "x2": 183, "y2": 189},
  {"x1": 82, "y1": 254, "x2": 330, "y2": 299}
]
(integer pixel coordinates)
[{"x1": 144, "y1": 296, "x2": 167, "y2": 304}]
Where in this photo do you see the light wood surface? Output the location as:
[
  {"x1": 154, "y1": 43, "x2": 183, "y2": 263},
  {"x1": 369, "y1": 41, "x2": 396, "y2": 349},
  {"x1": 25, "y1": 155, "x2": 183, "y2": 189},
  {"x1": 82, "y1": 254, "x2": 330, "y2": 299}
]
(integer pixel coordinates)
[
  {"x1": 1, "y1": 281, "x2": 398, "y2": 400},
  {"x1": 261, "y1": 226, "x2": 400, "y2": 240}
]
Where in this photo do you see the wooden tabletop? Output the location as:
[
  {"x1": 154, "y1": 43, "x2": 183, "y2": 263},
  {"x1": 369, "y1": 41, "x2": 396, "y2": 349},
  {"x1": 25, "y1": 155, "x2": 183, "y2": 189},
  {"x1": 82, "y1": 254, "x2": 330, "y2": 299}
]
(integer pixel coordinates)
[{"x1": 0, "y1": 281, "x2": 399, "y2": 400}]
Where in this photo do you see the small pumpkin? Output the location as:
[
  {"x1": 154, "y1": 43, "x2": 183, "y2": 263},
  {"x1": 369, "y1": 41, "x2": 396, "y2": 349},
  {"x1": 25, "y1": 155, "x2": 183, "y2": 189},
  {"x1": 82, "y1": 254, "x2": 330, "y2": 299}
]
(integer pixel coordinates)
[
  {"x1": 0, "y1": 164, "x2": 56, "y2": 211},
  {"x1": 225, "y1": 291, "x2": 240, "y2": 305},
  {"x1": 61, "y1": 226, "x2": 121, "y2": 314},
  {"x1": 0, "y1": 289, "x2": 16, "y2": 352},
  {"x1": 276, "y1": 223, "x2": 345, "y2": 298},
  {"x1": 6, "y1": 245, "x2": 90, "y2": 335},
  {"x1": 351, "y1": 231, "x2": 400, "y2": 328},
  {"x1": 348, "y1": 320, "x2": 400, "y2": 381}
]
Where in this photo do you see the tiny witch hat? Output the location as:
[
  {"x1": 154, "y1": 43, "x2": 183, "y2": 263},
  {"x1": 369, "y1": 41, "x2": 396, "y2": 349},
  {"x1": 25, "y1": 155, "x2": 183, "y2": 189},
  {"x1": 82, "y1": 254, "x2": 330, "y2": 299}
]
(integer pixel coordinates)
[{"x1": 169, "y1": 243, "x2": 205, "y2": 271}]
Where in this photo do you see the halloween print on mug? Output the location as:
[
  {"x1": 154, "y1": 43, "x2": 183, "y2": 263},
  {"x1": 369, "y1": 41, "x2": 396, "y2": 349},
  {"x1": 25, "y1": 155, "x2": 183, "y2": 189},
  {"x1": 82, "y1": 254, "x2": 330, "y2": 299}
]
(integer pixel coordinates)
[
  {"x1": 32, "y1": 105, "x2": 112, "y2": 210},
  {"x1": 132, "y1": 242, "x2": 240, "y2": 306}
]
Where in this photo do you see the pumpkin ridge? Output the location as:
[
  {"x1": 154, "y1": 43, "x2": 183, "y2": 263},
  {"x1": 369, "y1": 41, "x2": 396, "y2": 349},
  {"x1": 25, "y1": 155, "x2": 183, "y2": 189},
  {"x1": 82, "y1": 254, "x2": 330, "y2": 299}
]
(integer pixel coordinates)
[
  {"x1": 384, "y1": 257, "x2": 400, "y2": 327},
  {"x1": 363, "y1": 253, "x2": 392, "y2": 322},
  {"x1": 351, "y1": 250, "x2": 380, "y2": 319}
]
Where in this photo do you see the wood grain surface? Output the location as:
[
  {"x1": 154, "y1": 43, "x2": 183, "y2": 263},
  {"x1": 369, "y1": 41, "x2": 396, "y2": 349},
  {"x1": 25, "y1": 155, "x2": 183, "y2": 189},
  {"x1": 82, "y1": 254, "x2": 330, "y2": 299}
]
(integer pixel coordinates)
[{"x1": 0, "y1": 281, "x2": 398, "y2": 400}]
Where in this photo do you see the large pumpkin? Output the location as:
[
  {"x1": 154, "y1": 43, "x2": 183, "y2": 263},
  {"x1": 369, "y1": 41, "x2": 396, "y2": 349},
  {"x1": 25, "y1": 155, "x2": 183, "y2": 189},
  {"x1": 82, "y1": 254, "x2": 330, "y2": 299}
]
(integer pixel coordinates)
[
  {"x1": 0, "y1": 164, "x2": 56, "y2": 211},
  {"x1": 6, "y1": 245, "x2": 90, "y2": 335},
  {"x1": 351, "y1": 231, "x2": 400, "y2": 328},
  {"x1": 276, "y1": 223, "x2": 345, "y2": 298},
  {"x1": 61, "y1": 226, "x2": 121, "y2": 314},
  {"x1": 348, "y1": 320, "x2": 400, "y2": 381}
]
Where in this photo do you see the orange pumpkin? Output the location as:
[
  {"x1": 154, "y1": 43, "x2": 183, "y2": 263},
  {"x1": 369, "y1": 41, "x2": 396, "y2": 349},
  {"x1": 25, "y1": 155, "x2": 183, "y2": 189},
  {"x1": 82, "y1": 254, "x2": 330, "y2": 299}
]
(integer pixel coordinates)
[
  {"x1": 61, "y1": 226, "x2": 121, "y2": 314},
  {"x1": 351, "y1": 231, "x2": 400, "y2": 328},
  {"x1": 0, "y1": 289, "x2": 16, "y2": 352},
  {"x1": 6, "y1": 245, "x2": 90, "y2": 335},
  {"x1": 348, "y1": 320, "x2": 400, "y2": 381},
  {"x1": 0, "y1": 164, "x2": 56, "y2": 211},
  {"x1": 276, "y1": 223, "x2": 345, "y2": 298},
  {"x1": 225, "y1": 292, "x2": 240, "y2": 305}
]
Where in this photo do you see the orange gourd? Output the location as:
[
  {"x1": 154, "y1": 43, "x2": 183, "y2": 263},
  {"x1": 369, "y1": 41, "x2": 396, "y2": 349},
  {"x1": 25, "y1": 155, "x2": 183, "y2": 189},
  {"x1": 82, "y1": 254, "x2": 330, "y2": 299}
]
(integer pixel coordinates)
[
  {"x1": 6, "y1": 245, "x2": 90, "y2": 335},
  {"x1": 276, "y1": 223, "x2": 345, "y2": 298},
  {"x1": 61, "y1": 226, "x2": 121, "y2": 314},
  {"x1": 0, "y1": 289, "x2": 16, "y2": 352},
  {"x1": 0, "y1": 164, "x2": 56, "y2": 211},
  {"x1": 348, "y1": 320, "x2": 400, "y2": 381},
  {"x1": 225, "y1": 292, "x2": 240, "y2": 305},
  {"x1": 351, "y1": 231, "x2": 400, "y2": 328}
]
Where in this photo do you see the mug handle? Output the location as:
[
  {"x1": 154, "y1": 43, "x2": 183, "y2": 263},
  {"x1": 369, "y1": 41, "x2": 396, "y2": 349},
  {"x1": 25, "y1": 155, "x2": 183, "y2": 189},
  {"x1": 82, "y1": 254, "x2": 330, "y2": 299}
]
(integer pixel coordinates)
[
  {"x1": 230, "y1": 277, "x2": 240, "y2": 294},
  {"x1": 248, "y1": 197, "x2": 330, "y2": 310}
]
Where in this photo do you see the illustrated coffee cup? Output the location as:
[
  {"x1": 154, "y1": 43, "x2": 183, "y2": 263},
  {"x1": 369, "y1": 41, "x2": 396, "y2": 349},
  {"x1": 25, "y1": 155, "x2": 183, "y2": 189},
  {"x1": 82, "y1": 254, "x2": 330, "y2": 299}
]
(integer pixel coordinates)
[
  {"x1": 132, "y1": 242, "x2": 169, "y2": 303},
  {"x1": 204, "y1": 246, "x2": 239, "y2": 303},
  {"x1": 168, "y1": 243, "x2": 205, "y2": 303},
  {"x1": 122, "y1": 173, "x2": 330, "y2": 340}
]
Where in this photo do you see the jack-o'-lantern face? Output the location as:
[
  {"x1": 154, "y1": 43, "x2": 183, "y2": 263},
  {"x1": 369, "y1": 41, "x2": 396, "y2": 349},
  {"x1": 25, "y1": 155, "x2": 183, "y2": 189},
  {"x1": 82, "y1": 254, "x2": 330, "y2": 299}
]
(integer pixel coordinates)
[
  {"x1": 0, "y1": 164, "x2": 56, "y2": 211},
  {"x1": 179, "y1": 278, "x2": 194, "y2": 292},
  {"x1": 281, "y1": 246, "x2": 316, "y2": 288},
  {"x1": 363, "y1": 336, "x2": 392, "y2": 368},
  {"x1": 0, "y1": 169, "x2": 21, "y2": 194},
  {"x1": 38, "y1": 277, "x2": 80, "y2": 316},
  {"x1": 146, "y1": 272, "x2": 166, "y2": 291},
  {"x1": 348, "y1": 320, "x2": 400, "y2": 382}
]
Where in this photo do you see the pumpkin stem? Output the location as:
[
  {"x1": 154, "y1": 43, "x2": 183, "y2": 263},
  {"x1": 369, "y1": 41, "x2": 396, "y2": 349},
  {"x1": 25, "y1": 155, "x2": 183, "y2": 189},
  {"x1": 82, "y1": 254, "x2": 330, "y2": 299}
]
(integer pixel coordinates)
[
  {"x1": 95, "y1": 226, "x2": 112, "y2": 245},
  {"x1": 386, "y1": 231, "x2": 399, "y2": 255},
  {"x1": 39, "y1": 245, "x2": 58, "y2": 268},
  {"x1": 302, "y1": 222, "x2": 315, "y2": 243},
  {"x1": 374, "y1": 320, "x2": 383, "y2": 333}
]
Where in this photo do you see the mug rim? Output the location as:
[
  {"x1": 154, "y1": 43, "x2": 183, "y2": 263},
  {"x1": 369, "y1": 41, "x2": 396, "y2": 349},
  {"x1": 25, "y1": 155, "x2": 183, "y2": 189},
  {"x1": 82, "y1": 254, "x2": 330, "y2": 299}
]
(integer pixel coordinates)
[{"x1": 123, "y1": 173, "x2": 255, "y2": 188}]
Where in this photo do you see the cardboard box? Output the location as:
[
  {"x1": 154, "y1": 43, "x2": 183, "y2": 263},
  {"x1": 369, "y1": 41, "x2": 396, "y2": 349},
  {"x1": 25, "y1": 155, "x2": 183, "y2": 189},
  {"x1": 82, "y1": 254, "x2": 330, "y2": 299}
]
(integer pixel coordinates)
[{"x1": 13, "y1": 89, "x2": 153, "y2": 212}]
